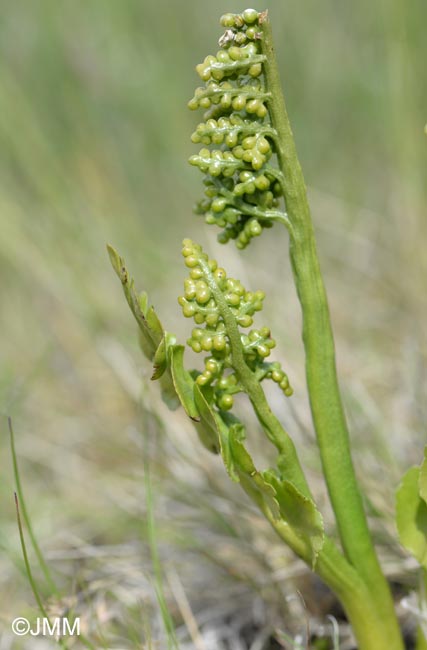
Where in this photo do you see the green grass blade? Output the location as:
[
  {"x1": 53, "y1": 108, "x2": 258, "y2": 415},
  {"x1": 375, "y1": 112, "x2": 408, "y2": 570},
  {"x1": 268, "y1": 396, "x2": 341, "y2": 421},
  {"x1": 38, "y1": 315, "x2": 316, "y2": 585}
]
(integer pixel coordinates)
[
  {"x1": 14, "y1": 492, "x2": 68, "y2": 650},
  {"x1": 10, "y1": 418, "x2": 97, "y2": 650},
  {"x1": 9, "y1": 416, "x2": 58, "y2": 594},
  {"x1": 144, "y1": 456, "x2": 180, "y2": 650}
]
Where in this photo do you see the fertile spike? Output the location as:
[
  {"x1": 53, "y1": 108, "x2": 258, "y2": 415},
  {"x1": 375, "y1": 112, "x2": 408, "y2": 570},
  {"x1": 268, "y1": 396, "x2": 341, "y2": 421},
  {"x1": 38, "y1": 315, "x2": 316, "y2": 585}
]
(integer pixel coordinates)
[
  {"x1": 188, "y1": 12, "x2": 288, "y2": 248},
  {"x1": 178, "y1": 240, "x2": 293, "y2": 411}
]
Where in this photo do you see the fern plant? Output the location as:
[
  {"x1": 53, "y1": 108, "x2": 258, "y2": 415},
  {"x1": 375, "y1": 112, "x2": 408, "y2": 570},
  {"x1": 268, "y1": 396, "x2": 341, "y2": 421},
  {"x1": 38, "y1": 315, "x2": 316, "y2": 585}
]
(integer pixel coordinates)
[{"x1": 109, "y1": 9, "x2": 424, "y2": 649}]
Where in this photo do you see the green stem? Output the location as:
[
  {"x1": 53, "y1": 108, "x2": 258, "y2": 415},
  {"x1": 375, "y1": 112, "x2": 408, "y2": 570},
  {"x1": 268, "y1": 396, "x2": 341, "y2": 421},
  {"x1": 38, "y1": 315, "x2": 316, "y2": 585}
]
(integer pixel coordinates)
[
  {"x1": 198, "y1": 254, "x2": 310, "y2": 498},
  {"x1": 272, "y1": 527, "x2": 401, "y2": 650},
  {"x1": 243, "y1": 473, "x2": 402, "y2": 650},
  {"x1": 259, "y1": 10, "x2": 403, "y2": 649}
]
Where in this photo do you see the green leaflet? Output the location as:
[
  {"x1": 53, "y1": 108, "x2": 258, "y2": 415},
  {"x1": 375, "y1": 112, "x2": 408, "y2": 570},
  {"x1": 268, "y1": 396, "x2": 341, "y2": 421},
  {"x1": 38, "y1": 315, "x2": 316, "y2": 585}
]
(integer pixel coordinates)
[
  {"x1": 107, "y1": 244, "x2": 179, "y2": 410},
  {"x1": 263, "y1": 470, "x2": 324, "y2": 567},
  {"x1": 192, "y1": 383, "x2": 220, "y2": 454},
  {"x1": 146, "y1": 304, "x2": 163, "y2": 343},
  {"x1": 229, "y1": 427, "x2": 324, "y2": 566},
  {"x1": 396, "y1": 465, "x2": 427, "y2": 568},
  {"x1": 138, "y1": 296, "x2": 164, "y2": 360},
  {"x1": 152, "y1": 333, "x2": 176, "y2": 380},
  {"x1": 396, "y1": 447, "x2": 427, "y2": 650},
  {"x1": 170, "y1": 345, "x2": 200, "y2": 421},
  {"x1": 138, "y1": 324, "x2": 154, "y2": 361},
  {"x1": 217, "y1": 413, "x2": 244, "y2": 483},
  {"x1": 192, "y1": 383, "x2": 245, "y2": 480},
  {"x1": 419, "y1": 447, "x2": 427, "y2": 504},
  {"x1": 108, "y1": 246, "x2": 160, "y2": 355},
  {"x1": 152, "y1": 335, "x2": 167, "y2": 380},
  {"x1": 164, "y1": 344, "x2": 232, "y2": 460},
  {"x1": 229, "y1": 426, "x2": 280, "y2": 518}
]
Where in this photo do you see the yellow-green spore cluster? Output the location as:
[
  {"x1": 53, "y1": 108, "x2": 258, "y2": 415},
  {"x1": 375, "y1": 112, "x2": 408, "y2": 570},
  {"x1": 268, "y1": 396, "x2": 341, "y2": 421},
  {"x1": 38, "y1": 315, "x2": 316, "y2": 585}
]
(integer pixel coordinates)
[
  {"x1": 178, "y1": 240, "x2": 293, "y2": 411},
  {"x1": 188, "y1": 11, "x2": 285, "y2": 249}
]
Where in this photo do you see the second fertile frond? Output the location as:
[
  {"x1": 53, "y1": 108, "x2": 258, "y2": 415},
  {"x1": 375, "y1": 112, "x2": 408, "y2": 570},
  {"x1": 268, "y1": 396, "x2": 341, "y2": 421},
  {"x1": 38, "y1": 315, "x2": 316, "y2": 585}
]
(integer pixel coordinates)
[{"x1": 178, "y1": 239, "x2": 292, "y2": 414}]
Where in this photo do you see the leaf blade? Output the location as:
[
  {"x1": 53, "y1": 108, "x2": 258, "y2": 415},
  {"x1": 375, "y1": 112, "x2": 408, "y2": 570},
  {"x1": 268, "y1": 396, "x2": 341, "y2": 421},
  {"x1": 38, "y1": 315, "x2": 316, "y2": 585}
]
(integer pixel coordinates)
[
  {"x1": 170, "y1": 345, "x2": 200, "y2": 421},
  {"x1": 396, "y1": 466, "x2": 427, "y2": 568}
]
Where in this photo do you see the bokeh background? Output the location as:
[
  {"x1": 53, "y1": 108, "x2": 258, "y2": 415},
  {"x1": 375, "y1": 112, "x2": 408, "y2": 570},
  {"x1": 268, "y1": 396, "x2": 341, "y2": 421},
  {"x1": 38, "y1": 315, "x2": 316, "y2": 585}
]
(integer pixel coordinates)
[{"x1": 0, "y1": 1, "x2": 426, "y2": 648}]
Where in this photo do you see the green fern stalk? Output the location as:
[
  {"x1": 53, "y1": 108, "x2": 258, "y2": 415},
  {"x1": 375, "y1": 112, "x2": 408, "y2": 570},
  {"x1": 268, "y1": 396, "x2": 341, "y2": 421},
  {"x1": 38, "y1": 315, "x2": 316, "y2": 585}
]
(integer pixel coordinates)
[{"x1": 258, "y1": 13, "x2": 403, "y2": 646}]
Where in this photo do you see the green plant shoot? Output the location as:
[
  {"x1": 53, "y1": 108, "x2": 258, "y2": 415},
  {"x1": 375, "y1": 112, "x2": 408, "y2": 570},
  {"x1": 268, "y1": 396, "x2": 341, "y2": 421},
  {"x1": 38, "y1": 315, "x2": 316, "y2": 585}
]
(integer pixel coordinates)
[{"x1": 109, "y1": 9, "x2": 425, "y2": 649}]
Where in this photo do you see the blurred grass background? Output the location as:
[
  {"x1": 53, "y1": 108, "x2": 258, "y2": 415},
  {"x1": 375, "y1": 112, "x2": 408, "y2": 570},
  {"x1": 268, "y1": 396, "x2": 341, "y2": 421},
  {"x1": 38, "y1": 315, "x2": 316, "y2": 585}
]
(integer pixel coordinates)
[{"x1": 0, "y1": 0, "x2": 426, "y2": 648}]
